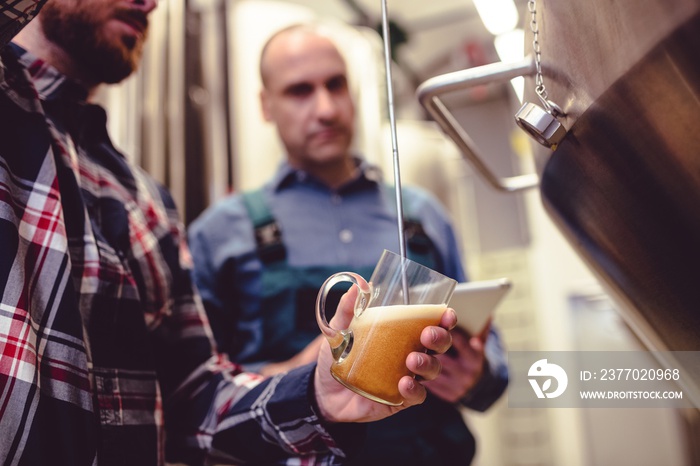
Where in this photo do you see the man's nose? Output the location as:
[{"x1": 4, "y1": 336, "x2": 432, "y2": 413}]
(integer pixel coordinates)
[
  {"x1": 315, "y1": 89, "x2": 338, "y2": 119},
  {"x1": 131, "y1": 0, "x2": 158, "y2": 14}
]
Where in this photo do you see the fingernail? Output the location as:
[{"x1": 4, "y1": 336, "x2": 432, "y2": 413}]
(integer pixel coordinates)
[
  {"x1": 406, "y1": 378, "x2": 415, "y2": 391},
  {"x1": 447, "y1": 308, "x2": 457, "y2": 325}
]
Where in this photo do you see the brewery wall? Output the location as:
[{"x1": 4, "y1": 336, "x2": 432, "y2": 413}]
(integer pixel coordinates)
[{"x1": 97, "y1": 0, "x2": 698, "y2": 464}]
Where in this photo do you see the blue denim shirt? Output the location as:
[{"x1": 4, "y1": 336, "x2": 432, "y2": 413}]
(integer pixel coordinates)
[
  {"x1": 189, "y1": 159, "x2": 509, "y2": 464},
  {"x1": 188, "y1": 159, "x2": 508, "y2": 411}
]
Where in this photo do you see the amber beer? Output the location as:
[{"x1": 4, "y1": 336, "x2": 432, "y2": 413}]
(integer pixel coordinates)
[{"x1": 331, "y1": 303, "x2": 446, "y2": 405}]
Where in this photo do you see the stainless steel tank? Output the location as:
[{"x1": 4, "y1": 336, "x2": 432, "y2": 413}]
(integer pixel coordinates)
[{"x1": 417, "y1": 0, "x2": 700, "y2": 407}]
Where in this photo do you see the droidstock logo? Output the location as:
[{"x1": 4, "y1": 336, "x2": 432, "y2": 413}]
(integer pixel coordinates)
[{"x1": 528, "y1": 359, "x2": 568, "y2": 399}]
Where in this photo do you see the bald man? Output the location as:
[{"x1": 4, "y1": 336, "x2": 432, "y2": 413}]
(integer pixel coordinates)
[{"x1": 189, "y1": 23, "x2": 508, "y2": 465}]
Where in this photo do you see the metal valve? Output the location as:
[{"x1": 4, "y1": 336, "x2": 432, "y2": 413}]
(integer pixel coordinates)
[{"x1": 515, "y1": 101, "x2": 567, "y2": 149}]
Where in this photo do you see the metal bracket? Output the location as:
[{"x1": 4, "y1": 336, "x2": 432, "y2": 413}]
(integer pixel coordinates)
[{"x1": 416, "y1": 56, "x2": 540, "y2": 192}]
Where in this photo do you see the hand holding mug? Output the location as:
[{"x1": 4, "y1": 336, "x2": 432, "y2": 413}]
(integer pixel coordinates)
[
  {"x1": 315, "y1": 250, "x2": 457, "y2": 407},
  {"x1": 313, "y1": 284, "x2": 457, "y2": 423}
]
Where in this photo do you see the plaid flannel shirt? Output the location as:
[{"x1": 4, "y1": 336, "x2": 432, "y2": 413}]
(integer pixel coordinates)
[{"x1": 0, "y1": 2, "x2": 362, "y2": 464}]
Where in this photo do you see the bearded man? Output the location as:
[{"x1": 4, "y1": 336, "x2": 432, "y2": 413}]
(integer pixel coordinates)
[{"x1": 0, "y1": 1, "x2": 456, "y2": 465}]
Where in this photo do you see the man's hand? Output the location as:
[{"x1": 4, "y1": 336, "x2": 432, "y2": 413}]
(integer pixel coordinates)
[
  {"x1": 423, "y1": 320, "x2": 491, "y2": 403},
  {"x1": 313, "y1": 286, "x2": 457, "y2": 423}
]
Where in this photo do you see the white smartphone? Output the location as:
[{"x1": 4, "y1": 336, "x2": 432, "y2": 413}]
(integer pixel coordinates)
[{"x1": 448, "y1": 278, "x2": 512, "y2": 335}]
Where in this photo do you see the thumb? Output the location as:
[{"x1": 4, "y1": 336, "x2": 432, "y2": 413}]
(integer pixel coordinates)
[{"x1": 328, "y1": 284, "x2": 359, "y2": 329}]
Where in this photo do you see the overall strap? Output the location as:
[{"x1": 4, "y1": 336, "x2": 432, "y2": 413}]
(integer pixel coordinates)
[
  {"x1": 241, "y1": 188, "x2": 287, "y2": 265},
  {"x1": 382, "y1": 184, "x2": 439, "y2": 268}
]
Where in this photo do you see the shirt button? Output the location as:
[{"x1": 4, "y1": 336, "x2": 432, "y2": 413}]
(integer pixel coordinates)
[
  {"x1": 339, "y1": 229, "x2": 353, "y2": 243},
  {"x1": 331, "y1": 194, "x2": 342, "y2": 205}
]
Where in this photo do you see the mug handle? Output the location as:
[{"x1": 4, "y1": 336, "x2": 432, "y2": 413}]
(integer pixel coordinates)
[{"x1": 315, "y1": 272, "x2": 371, "y2": 362}]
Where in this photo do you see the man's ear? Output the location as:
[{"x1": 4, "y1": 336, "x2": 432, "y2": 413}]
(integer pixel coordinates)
[{"x1": 260, "y1": 89, "x2": 273, "y2": 122}]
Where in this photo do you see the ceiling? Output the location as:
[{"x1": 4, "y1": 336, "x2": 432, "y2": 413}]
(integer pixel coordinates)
[{"x1": 279, "y1": 0, "x2": 529, "y2": 86}]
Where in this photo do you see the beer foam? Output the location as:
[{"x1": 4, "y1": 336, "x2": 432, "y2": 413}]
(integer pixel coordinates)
[{"x1": 357, "y1": 303, "x2": 446, "y2": 323}]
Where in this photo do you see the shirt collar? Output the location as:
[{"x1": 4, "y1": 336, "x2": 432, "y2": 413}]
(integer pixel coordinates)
[
  {"x1": 271, "y1": 155, "x2": 385, "y2": 193},
  {"x1": 9, "y1": 43, "x2": 89, "y2": 103},
  {"x1": 8, "y1": 43, "x2": 112, "y2": 149}
]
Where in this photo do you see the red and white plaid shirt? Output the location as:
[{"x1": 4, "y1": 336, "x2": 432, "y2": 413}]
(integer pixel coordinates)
[{"x1": 0, "y1": 2, "x2": 361, "y2": 464}]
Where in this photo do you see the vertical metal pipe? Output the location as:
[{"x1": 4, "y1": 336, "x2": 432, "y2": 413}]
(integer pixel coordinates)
[{"x1": 380, "y1": 0, "x2": 409, "y2": 302}]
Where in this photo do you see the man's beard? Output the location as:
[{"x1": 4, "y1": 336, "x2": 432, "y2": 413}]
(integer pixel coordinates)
[{"x1": 40, "y1": 2, "x2": 147, "y2": 84}]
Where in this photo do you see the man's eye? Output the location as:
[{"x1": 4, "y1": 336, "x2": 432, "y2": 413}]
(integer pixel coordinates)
[
  {"x1": 286, "y1": 84, "x2": 313, "y2": 97},
  {"x1": 327, "y1": 76, "x2": 348, "y2": 93}
]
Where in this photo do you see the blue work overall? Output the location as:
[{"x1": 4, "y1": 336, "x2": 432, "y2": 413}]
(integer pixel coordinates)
[
  {"x1": 241, "y1": 185, "x2": 440, "y2": 364},
  {"x1": 241, "y1": 186, "x2": 476, "y2": 465}
]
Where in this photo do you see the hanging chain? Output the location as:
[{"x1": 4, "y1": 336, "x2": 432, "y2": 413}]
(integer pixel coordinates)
[
  {"x1": 514, "y1": 0, "x2": 567, "y2": 149},
  {"x1": 528, "y1": 0, "x2": 563, "y2": 116}
]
